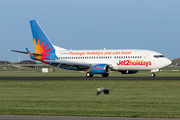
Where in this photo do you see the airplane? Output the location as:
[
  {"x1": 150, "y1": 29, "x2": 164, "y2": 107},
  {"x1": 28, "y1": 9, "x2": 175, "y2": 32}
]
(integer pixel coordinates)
[{"x1": 10, "y1": 20, "x2": 172, "y2": 77}]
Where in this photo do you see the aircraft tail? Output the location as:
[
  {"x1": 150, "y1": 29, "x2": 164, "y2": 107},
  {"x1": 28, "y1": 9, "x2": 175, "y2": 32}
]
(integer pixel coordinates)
[{"x1": 30, "y1": 20, "x2": 66, "y2": 60}]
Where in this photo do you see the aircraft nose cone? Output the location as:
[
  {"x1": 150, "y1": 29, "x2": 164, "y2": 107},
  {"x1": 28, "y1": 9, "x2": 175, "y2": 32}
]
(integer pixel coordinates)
[{"x1": 166, "y1": 58, "x2": 172, "y2": 66}]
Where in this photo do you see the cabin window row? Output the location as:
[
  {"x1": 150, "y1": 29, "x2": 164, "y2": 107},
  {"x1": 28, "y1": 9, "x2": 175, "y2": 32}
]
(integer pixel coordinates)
[
  {"x1": 58, "y1": 56, "x2": 142, "y2": 60},
  {"x1": 58, "y1": 56, "x2": 112, "y2": 59},
  {"x1": 114, "y1": 56, "x2": 142, "y2": 59}
]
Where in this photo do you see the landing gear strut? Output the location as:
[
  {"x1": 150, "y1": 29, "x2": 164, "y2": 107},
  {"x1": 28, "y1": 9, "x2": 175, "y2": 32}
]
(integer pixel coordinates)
[
  {"x1": 151, "y1": 73, "x2": 156, "y2": 77},
  {"x1": 86, "y1": 72, "x2": 93, "y2": 77}
]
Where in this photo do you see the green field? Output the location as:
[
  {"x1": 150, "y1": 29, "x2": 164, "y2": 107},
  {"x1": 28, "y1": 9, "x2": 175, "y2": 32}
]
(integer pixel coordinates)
[
  {"x1": 0, "y1": 67, "x2": 180, "y2": 118},
  {"x1": 0, "y1": 67, "x2": 180, "y2": 77},
  {"x1": 0, "y1": 80, "x2": 180, "y2": 118}
]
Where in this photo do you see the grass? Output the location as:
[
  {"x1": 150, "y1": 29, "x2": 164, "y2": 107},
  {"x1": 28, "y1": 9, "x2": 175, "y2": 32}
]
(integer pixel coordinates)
[
  {"x1": 0, "y1": 67, "x2": 180, "y2": 118},
  {"x1": 0, "y1": 80, "x2": 180, "y2": 118}
]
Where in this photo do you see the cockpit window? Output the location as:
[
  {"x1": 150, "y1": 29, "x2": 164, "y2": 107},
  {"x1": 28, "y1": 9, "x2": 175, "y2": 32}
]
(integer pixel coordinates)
[{"x1": 154, "y1": 55, "x2": 164, "y2": 58}]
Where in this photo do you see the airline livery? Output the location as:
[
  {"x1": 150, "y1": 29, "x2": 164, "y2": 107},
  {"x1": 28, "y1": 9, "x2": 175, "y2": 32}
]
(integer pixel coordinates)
[{"x1": 11, "y1": 20, "x2": 172, "y2": 77}]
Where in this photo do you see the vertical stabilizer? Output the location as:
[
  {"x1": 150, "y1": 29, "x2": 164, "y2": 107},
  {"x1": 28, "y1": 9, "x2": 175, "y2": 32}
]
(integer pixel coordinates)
[{"x1": 30, "y1": 20, "x2": 58, "y2": 60}]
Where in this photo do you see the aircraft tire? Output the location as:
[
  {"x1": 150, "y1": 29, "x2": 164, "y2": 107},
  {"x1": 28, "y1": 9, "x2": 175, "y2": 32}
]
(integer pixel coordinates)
[
  {"x1": 86, "y1": 72, "x2": 93, "y2": 77},
  {"x1": 102, "y1": 73, "x2": 109, "y2": 77}
]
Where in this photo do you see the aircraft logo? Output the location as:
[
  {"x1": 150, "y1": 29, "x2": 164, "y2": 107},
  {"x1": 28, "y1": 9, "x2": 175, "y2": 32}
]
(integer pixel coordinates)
[
  {"x1": 117, "y1": 60, "x2": 152, "y2": 67},
  {"x1": 34, "y1": 38, "x2": 51, "y2": 60}
]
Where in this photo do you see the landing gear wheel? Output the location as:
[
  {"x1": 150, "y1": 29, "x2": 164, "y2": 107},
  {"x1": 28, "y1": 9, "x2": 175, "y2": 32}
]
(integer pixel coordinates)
[
  {"x1": 102, "y1": 73, "x2": 109, "y2": 77},
  {"x1": 86, "y1": 72, "x2": 93, "y2": 77},
  {"x1": 151, "y1": 73, "x2": 156, "y2": 77}
]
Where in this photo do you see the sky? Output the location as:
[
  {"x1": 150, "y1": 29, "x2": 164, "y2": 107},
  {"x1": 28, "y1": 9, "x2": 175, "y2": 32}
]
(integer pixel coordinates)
[{"x1": 0, "y1": 0, "x2": 180, "y2": 62}]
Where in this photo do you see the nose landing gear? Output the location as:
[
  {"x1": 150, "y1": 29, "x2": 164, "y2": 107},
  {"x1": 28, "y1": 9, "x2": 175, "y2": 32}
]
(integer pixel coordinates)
[
  {"x1": 151, "y1": 69, "x2": 160, "y2": 77},
  {"x1": 151, "y1": 73, "x2": 156, "y2": 77}
]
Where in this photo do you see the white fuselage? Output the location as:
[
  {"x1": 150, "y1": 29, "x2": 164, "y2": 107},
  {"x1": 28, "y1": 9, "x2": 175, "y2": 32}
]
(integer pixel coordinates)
[{"x1": 54, "y1": 49, "x2": 171, "y2": 71}]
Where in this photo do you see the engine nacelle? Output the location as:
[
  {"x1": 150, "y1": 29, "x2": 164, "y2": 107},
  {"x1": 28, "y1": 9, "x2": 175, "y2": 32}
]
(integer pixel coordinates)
[
  {"x1": 91, "y1": 64, "x2": 111, "y2": 74},
  {"x1": 119, "y1": 70, "x2": 138, "y2": 74}
]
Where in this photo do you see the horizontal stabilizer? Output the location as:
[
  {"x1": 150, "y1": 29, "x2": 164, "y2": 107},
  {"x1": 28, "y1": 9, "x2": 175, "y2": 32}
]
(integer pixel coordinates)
[
  {"x1": 10, "y1": 50, "x2": 28, "y2": 54},
  {"x1": 26, "y1": 48, "x2": 38, "y2": 60},
  {"x1": 10, "y1": 50, "x2": 42, "y2": 56},
  {"x1": 32, "y1": 52, "x2": 43, "y2": 56}
]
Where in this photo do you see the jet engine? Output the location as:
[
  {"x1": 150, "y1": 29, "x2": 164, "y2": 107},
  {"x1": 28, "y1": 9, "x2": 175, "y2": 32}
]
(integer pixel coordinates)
[{"x1": 91, "y1": 64, "x2": 111, "y2": 74}]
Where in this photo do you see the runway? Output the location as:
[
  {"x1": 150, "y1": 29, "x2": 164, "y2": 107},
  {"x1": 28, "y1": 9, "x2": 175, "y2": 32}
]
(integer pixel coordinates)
[
  {"x1": 0, "y1": 115, "x2": 179, "y2": 120},
  {"x1": 0, "y1": 77, "x2": 180, "y2": 80}
]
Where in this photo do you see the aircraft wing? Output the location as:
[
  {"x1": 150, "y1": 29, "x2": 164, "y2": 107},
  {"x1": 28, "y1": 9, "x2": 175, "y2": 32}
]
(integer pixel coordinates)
[{"x1": 43, "y1": 60, "x2": 91, "y2": 70}]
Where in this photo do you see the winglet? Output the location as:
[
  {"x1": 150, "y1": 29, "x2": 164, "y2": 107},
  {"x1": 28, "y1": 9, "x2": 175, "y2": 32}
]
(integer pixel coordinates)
[{"x1": 26, "y1": 48, "x2": 38, "y2": 60}]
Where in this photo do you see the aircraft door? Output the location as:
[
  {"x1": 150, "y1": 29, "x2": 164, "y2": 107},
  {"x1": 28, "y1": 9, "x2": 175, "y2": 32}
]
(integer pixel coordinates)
[{"x1": 143, "y1": 53, "x2": 149, "y2": 62}]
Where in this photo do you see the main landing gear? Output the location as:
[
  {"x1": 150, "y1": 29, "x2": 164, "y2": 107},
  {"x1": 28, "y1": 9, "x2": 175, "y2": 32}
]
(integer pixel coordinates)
[
  {"x1": 86, "y1": 72, "x2": 109, "y2": 77},
  {"x1": 102, "y1": 73, "x2": 109, "y2": 77},
  {"x1": 86, "y1": 72, "x2": 93, "y2": 77}
]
